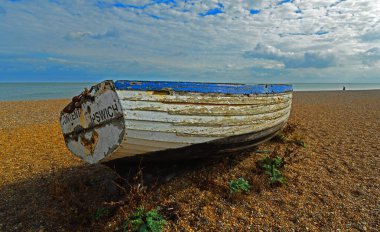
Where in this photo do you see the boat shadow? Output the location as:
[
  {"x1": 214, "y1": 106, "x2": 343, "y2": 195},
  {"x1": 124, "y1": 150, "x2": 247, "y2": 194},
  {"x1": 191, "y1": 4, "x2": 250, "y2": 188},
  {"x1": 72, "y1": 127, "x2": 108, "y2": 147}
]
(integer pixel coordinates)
[
  {"x1": 0, "y1": 164, "x2": 122, "y2": 231},
  {"x1": 0, "y1": 150, "x2": 252, "y2": 231}
]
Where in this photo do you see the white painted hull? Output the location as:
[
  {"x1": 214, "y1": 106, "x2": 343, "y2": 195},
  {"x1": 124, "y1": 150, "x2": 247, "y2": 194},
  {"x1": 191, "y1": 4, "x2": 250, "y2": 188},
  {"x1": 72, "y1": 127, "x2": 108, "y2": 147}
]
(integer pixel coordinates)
[
  {"x1": 60, "y1": 81, "x2": 292, "y2": 164},
  {"x1": 106, "y1": 90, "x2": 292, "y2": 162}
]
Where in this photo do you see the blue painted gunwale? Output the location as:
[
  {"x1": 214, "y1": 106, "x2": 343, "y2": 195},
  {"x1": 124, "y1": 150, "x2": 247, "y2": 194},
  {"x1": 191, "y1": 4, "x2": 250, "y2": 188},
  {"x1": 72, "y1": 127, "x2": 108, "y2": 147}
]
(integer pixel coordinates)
[{"x1": 115, "y1": 80, "x2": 293, "y2": 95}]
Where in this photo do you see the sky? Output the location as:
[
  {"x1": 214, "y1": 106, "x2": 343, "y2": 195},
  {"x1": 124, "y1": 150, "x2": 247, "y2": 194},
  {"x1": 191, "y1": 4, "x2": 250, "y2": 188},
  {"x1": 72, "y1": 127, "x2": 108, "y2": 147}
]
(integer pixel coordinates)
[{"x1": 0, "y1": 0, "x2": 379, "y2": 83}]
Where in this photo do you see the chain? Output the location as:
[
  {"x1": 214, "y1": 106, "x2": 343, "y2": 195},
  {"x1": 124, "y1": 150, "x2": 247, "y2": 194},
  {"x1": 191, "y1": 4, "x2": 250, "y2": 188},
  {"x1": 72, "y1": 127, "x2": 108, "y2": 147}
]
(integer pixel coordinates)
[{"x1": 62, "y1": 86, "x2": 94, "y2": 114}]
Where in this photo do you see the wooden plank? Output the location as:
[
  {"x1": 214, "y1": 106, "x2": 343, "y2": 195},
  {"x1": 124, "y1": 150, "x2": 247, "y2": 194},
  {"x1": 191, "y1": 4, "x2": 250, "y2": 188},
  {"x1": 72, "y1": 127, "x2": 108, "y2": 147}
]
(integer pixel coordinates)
[
  {"x1": 123, "y1": 107, "x2": 290, "y2": 126},
  {"x1": 125, "y1": 129, "x2": 219, "y2": 144},
  {"x1": 121, "y1": 100, "x2": 291, "y2": 116},
  {"x1": 124, "y1": 112, "x2": 289, "y2": 142},
  {"x1": 125, "y1": 137, "x2": 191, "y2": 148},
  {"x1": 123, "y1": 112, "x2": 289, "y2": 136},
  {"x1": 117, "y1": 90, "x2": 292, "y2": 105}
]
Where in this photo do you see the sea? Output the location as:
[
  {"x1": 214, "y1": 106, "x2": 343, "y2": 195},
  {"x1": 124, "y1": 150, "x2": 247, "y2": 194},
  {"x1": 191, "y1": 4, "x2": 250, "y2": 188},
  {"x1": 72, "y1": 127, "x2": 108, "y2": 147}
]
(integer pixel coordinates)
[{"x1": 0, "y1": 82, "x2": 380, "y2": 101}]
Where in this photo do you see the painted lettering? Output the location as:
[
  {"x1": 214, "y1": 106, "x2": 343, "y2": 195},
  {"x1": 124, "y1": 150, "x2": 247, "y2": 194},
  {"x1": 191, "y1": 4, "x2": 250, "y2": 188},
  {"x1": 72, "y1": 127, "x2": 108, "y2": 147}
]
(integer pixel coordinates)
[
  {"x1": 99, "y1": 109, "x2": 107, "y2": 121},
  {"x1": 95, "y1": 112, "x2": 100, "y2": 122},
  {"x1": 62, "y1": 102, "x2": 120, "y2": 126},
  {"x1": 112, "y1": 104, "x2": 118, "y2": 112},
  {"x1": 62, "y1": 109, "x2": 80, "y2": 125},
  {"x1": 107, "y1": 106, "x2": 114, "y2": 117},
  {"x1": 90, "y1": 103, "x2": 120, "y2": 124}
]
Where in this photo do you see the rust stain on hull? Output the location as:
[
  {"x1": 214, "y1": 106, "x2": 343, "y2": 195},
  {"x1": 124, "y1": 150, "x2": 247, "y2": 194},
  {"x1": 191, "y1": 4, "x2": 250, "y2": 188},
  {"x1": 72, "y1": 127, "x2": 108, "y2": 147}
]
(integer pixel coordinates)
[{"x1": 80, "y1": 130, "x2": 99, "y2": 155}]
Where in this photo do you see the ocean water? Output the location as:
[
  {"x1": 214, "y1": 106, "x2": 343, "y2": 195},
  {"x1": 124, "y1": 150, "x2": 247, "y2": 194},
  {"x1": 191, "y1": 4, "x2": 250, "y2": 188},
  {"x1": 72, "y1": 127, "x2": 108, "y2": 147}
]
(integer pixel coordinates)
[
  {"x1": 0, "y1": 82, "x2": 95, "y2": 101},
  {"x1": 0, "y1": 82, "x2": 379, "y2": 101}
]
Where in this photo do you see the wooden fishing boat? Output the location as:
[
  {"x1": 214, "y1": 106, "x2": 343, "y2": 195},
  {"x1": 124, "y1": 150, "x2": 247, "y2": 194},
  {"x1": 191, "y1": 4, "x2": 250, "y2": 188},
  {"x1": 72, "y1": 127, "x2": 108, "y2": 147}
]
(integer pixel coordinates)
[{"x1": 60, "y1": 80, "x2": 293, "y2": 164}]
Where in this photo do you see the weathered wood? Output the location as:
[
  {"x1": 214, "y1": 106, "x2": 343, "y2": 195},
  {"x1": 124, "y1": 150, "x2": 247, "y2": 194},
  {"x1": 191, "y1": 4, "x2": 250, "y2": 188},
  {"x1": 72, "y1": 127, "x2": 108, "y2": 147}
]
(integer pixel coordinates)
[
  {"x1": 122, "y1": 107, "x2": 290, "y2": 126},
  {"x1": 118, "y1": 90, "x2": 292, "y2": 105},
  {"x1": 122, "y1": 99, "x2": 291, "y2": 115},
  {"x1": 124, "y1": 113, "x2": 289, "y2": 136},
  {"x1": 123, "y1": 112, "x2": 290, "y2": 140}
]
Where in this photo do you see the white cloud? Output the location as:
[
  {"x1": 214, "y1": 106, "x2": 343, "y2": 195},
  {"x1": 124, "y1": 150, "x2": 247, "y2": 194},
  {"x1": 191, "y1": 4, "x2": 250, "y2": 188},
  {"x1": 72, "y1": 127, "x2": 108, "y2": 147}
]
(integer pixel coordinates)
[
  {"x1": 243, "y1": 43, "x2": 337, "y2": 68},
  {"x1": 64, "y1": 28, "x2": 119, "y2": 40},
  {"x1": 0, "y1": 0, "x2": 379, "y2": 82}
]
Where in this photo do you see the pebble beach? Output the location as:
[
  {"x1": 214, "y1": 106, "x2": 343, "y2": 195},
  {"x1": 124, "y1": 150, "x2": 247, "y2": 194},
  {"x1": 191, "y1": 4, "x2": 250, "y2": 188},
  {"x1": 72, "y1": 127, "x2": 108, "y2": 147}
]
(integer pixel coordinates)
[{"x1": 0, "y1": 90, "x2": 379, "y2": 231}]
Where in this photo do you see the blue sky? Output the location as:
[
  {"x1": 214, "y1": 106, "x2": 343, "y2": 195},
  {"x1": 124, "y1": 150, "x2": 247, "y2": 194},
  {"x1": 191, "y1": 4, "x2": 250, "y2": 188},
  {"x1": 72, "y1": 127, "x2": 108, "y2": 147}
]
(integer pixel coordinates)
[{"x1": 0, "y1": 0, "x2": 379, "y2": 83}]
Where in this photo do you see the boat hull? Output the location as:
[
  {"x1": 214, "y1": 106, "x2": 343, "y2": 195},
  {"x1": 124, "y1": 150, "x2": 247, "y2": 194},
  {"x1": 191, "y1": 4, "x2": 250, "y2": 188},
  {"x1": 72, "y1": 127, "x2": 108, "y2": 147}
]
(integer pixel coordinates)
[
  {"x1": 59, "y1": 80, "x2": 292, "y2": 164},
  {"x1": 106, "y1": 120, "x2": 286, "y2": 164}
]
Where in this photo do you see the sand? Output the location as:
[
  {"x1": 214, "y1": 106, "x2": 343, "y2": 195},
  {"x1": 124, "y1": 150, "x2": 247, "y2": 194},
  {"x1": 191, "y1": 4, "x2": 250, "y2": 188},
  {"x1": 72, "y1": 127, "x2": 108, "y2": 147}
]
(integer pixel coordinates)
[{"x1": 0, "y1": 90, "x2": 379, "y2": 231}]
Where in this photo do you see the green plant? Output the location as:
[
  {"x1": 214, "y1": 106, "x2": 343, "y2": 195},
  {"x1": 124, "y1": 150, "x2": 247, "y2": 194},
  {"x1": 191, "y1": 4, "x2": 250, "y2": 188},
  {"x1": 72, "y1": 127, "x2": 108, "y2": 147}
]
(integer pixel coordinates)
[
  {"x1": 95, "y1": 207, "x2": 108, "y2": 220},
  {"x1": 258, "y1": 156, "x2": 286, "y2": 185},
  {"x1": 273, "y1": 133, "x2": 287, "y2": 143},
  {"x1": 123, "y1": 207, "x2": 166, "y2": 232},
  {"x1": 229, "y1": 177, "x2": 250, "y2": 193},
  {"x1": 293, "y1": 139, "x2": 307, "y2": 148}
]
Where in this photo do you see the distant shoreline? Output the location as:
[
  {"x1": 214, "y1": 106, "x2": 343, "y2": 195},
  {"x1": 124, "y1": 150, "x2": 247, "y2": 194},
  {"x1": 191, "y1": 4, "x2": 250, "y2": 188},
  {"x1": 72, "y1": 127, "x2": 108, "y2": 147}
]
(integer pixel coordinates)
[{"x1": 0, "y1": 89, "x2": 380, "y2": 102}]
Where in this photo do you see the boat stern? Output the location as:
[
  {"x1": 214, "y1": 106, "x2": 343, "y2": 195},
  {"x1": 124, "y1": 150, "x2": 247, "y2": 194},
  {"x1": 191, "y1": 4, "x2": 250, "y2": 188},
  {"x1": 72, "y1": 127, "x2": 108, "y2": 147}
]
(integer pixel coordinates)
[{"x1": 59, "y1": 80, "x2": 125, "y2": 164}]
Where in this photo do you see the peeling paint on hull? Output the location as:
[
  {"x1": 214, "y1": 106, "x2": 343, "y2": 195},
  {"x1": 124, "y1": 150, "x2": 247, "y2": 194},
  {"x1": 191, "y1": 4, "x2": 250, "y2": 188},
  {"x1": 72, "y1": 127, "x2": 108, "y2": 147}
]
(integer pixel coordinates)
[{"x1": 60, "y1": 80, "x2": 293, "y2": 164}]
